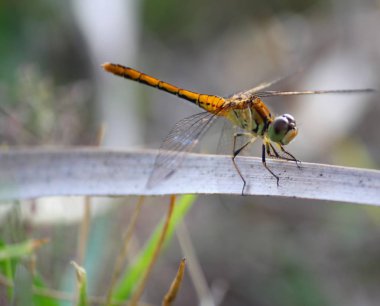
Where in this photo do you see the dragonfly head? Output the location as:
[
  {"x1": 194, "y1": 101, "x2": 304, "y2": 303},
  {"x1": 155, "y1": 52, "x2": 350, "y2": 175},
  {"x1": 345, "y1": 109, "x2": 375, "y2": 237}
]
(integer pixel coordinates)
[{"x1": 268, "y1": 114, "x2": 298, "y2": 145}]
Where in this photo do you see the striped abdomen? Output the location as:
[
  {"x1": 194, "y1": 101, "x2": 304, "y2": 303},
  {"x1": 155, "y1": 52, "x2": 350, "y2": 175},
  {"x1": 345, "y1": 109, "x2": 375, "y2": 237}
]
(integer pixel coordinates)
[{"x1": 102, "y1": 63, "x2": 226, "y2": 114}]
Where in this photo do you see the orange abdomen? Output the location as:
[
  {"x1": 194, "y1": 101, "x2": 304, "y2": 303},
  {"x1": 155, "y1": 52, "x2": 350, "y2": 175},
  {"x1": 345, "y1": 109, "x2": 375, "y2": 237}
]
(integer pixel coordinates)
[{"x1": 102, "y1": 63, "x2": 226, "y2": 114}]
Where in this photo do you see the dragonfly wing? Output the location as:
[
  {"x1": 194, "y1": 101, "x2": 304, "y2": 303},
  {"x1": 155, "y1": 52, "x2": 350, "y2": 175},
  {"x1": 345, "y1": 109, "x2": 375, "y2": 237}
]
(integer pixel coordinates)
[
  {"x1": 147, "y1": 111, "x2": 218, "y2": 188},
  {"x1": 216, "y1": 118, "x2": 257, "y2": 157},
  {"x1": 232, "y1": 69, "x2": 303, "y2": 97},
  {"x1": 244, "y1": 75, "x2": 294, "y2": 94},
  {"x1": 254, "y1": 88, "x2": 375, "y2": 98}
]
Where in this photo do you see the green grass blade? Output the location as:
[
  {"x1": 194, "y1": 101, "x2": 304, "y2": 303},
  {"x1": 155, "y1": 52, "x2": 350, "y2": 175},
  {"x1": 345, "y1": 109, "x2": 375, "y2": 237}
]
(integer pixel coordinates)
[
  {"x1": 0, "y1": 240, "x2": 15, "y2": 299},
  {"x1": 112, "y1": 195, "x2": 197, "y2": 302},
  {"x1": 12, "y1": 264, "x2": 33, "y2": 306},
  {"x1": 32, "y1": 273, "x2": 60, "y2": 306},
  {"x1": 71, "y1": 262, "x2": 88, "y2": 306},
  {"x1": 0, "y1": 239, "x2": 58, "y2": 305},
  {"x1": 0, "y1": 238, "x2": 48, "y2": 261}
]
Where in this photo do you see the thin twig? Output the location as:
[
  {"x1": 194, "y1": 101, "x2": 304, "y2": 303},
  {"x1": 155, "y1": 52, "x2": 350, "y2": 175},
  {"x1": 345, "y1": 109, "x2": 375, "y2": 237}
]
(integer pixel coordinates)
[
  {"x1": 77, "y1": 196, "x2": 91, "y2": 265},
  {"x1": 129, "y1": 196, "x2": 176, "y2": 306},
  {"x1": 0, "y1": 148, "x2": 379, "y2": 205},
  {"x1": 76, "y1": 125, "x2": 105, "y2": 264},
  {"x1": 106, "y1": 196, "x2": 144, "y2": 305},
  {"x1": 176, "y1": 221, "x2": 215, "y2": 306},
  {"x1": 162, "y1": 258, "x2": 186, "y2": 306}
]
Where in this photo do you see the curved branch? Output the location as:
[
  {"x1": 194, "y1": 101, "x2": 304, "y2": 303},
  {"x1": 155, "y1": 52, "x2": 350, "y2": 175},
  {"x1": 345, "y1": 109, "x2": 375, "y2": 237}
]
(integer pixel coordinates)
[{"x1": 0, "y1": 148, "x2": 379, "y2": 205}]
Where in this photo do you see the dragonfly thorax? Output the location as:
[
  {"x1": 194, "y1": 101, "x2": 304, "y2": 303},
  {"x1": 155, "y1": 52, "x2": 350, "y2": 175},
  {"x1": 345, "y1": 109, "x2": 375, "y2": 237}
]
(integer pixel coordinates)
[{"x1": 267, "y1": 114, "x2": 298, "y2": 145}]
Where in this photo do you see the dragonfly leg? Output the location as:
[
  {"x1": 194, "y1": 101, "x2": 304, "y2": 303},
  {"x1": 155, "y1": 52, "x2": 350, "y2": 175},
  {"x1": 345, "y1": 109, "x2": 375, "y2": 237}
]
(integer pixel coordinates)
[
  {"x1": 232, "y1": 133, "x2": 253, "y2": 196},
  {"x1": 267, "y1": 142, "x2": 280, "y2": 158},
  {"x1": 268, "y1": 143, "x2": 293, "y2": 161},
  {"x1": 262, "y1": 143, "x2": 280, "y2": 186},
  {"x1": 278, "y1": 145, "x2": 302, "y2": 168}
]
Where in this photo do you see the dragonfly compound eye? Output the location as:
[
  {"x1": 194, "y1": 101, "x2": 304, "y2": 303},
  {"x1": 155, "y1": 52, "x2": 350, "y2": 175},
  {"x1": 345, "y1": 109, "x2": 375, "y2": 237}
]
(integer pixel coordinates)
[
  {"x1": 283, "y1": 114, "x2": 296, "y2": 126},
  {"x1": 268, "y1": 114, "x2": 298, "y2": 145},
  {"x1": 273, "y1": 117, "x2": 289, "y2": 134}
]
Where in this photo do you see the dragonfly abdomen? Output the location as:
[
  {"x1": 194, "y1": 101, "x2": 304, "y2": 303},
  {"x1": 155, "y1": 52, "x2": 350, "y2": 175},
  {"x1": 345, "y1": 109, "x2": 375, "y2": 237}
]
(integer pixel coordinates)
[
  {"x1": 196, "y1": 95, "x2": 225, "y2": 114},
  {"x1": 102, "y1": 63, "x2": 225, "y2": 111}
]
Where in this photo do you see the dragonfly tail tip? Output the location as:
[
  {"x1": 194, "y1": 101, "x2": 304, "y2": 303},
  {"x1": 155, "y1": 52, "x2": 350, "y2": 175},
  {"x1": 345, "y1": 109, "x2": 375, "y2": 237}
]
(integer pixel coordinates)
[{"x1": 101, "y1": 62, "x2": 113, "y2": 71}]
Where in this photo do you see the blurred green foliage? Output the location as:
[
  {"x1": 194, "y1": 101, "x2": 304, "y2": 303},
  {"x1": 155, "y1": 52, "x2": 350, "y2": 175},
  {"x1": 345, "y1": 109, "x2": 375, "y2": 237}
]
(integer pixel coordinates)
[
  {"x1": 142, "y1": 0, "x2": 328, "y2": 45},
  {"x1": 0, "y1": 1, "x2": 89, "y2": 82}
]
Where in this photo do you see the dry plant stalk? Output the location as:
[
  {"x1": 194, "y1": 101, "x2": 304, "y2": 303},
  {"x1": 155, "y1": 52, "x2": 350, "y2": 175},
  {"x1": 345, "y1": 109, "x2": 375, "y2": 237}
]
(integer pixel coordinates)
[
  {"x1": 129, "y1": 195, "x2": 176, "y2": 306},
  {"x1": 76, "y1": 125, "x2": 105, "y2": 265},
  {"x1": 162, "y1": 258, "x2": 186, "y2": 306},
  {"x1": 105, "y1": 196, "x2": 145, "y2": 305},
  {"x1": 76, "y1": 196, "x2": 91, "y2": 264},
  {"x1": 176, "y1": 221, "x2": 214, "y2": 304}
]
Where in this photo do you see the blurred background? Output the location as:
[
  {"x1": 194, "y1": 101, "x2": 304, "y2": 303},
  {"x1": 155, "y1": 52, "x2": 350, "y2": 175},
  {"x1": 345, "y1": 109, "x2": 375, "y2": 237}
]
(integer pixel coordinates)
[{"x1": 0, "y1": 0, "x2": 380, "y2": 305}]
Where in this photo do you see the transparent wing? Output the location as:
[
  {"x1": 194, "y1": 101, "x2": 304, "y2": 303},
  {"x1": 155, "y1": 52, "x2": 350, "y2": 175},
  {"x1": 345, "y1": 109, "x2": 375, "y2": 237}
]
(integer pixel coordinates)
[
  {"x1": 232, "y1": 68, "x2": 303, "y2": 97},
  {"x1": 147, "y1": 111, "x2": 219, "y2": 188},
  {"x1": 216, "y1": 119, "x2": 256, "y2": 157},
  {"x1": 254, "y1": 88, "x2": 375, "y2": 98}
]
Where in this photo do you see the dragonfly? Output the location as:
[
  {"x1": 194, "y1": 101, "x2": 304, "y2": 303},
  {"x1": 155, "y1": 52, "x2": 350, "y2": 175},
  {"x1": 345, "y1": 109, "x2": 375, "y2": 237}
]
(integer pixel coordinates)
[{"x1": 102, "y1": 62, "x2": 374, "y2": 194}]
